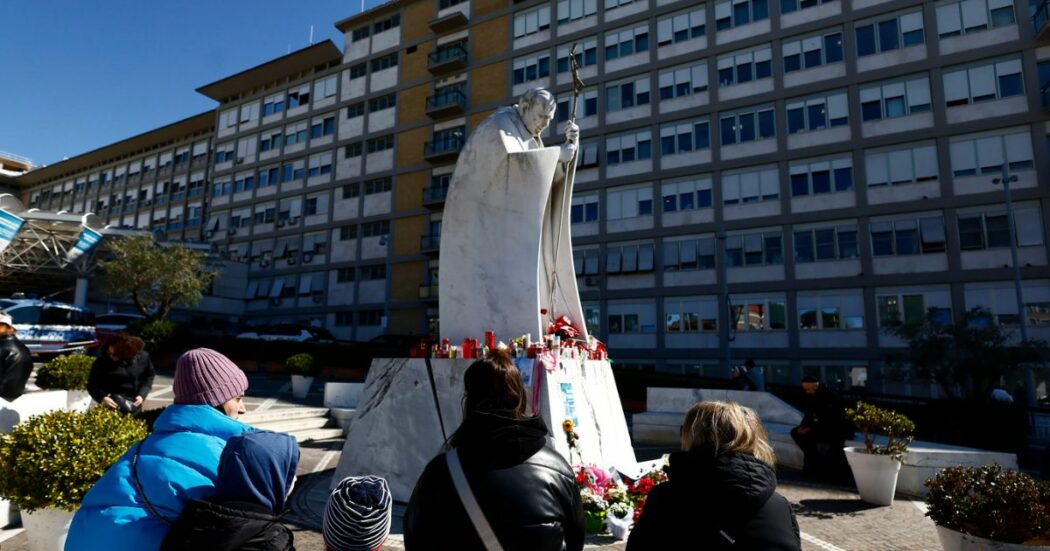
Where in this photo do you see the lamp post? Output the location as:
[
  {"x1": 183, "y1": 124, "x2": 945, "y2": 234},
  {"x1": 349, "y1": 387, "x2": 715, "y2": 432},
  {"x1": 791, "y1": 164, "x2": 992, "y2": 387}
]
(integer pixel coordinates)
[
  {"x1": 718, "y1": 227, "x2": 737, "y2": 377},
  {"x1": 993, "y1": 168, "x2": 1037, "y2": 406}
]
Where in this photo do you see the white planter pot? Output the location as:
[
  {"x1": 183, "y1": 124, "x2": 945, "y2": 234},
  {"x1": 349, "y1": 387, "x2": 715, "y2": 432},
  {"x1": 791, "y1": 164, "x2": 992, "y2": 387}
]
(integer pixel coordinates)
[
  {"x1": 21, "y1": 507, "x2": 74, "y2": 551},
  {"x1": 66, "y1": 390, "x2": 92, "y2": 412},
  {"x1": 291, "y1": 375, "x2": 314, "y2": 399},
  {"x1": 844, "y1": 447, "x2": 901, "y2": 506},
  {"x1": 937, "y1": 525, "x2": 1050, "y2": 550},
  {"x1": 605, "y1": 509, "x2": 633, "y2": 541}
]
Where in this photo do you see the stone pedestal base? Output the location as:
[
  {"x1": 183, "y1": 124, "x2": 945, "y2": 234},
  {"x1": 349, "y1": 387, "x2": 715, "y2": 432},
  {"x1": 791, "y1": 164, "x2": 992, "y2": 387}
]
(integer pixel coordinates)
[{"x1": 333, "y1": 357, "x2": 636, "y2": 502}]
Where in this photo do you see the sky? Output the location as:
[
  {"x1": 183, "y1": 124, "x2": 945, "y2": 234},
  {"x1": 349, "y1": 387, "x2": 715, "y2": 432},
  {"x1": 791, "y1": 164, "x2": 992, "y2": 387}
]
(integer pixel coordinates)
[{"x1": 0, "y1": 0, "x2": 385, "y2": 167}]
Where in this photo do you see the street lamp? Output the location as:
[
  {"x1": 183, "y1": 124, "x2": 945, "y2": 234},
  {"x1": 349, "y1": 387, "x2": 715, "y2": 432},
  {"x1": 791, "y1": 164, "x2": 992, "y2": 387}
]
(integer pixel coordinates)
[{"x1": 992, "y1": 168, "x2": 1037, "y2": 406}]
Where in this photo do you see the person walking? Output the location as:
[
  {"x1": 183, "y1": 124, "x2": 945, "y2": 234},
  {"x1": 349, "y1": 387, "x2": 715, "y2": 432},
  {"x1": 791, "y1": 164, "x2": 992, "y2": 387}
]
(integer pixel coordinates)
[
  {"x1": 87, "y1": 333, "x2": 155, "y2": 414},
  {"x1": 67, "y1": 348, "x2": 252, "y2": 550},
  {"x1": 0, "y1": 311, "x2": 32, "y2": 401},
  {"x1": 323, "y1": 476, "x2": 393, "y2": 551},
  {"x1": 627, "y1": 401, "x2": 800, "y2": 550},
  {"x1": 730, "y1": 361, "x2": 758, "y2": 392},
  {"x1": 791, "y1": 376, "x2": 854, "y2": 482},
  {"x1": 404, "y1": 349, "x2": 585, "y2": 551},
  {"x1": 161, "y1": 430, "x2": 300, "y2": 551}
]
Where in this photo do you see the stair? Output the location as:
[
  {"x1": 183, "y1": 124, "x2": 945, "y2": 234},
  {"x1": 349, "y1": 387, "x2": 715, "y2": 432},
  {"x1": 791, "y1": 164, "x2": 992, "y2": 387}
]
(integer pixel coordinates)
[{"x1": 243, "y1": 407, "x2": 343, "y2": 443}]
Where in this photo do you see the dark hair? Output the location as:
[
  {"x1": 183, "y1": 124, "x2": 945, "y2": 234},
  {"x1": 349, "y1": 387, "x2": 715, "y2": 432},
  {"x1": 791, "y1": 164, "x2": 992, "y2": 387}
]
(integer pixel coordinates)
[
  {"x1": 107, "y1": 333, "x2": 145, "y2": 362},
  {"x1": 462, "y1": 349, "x2": 527, "y2": 419},
  {"x1": 801, "y1": 375, "x2": 820, "y2": 384},
  {"x1": 744, "y1": 359, "x2": 755, "y2": 369}
]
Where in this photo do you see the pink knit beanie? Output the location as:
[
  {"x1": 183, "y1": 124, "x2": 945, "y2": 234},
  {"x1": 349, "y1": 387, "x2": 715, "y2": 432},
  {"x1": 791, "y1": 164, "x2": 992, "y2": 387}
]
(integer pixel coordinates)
[{"x1": 174, "y1": 348, "x2": 249, "y2": 406}]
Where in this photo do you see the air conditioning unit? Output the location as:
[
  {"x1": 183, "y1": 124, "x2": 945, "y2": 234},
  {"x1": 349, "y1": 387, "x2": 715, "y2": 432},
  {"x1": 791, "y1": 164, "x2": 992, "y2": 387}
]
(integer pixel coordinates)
[
  {"x1": 236, "y1": 158, "x2": 245, "y2": 164},
  {"x1": 302, "y1": 253, "x2": 314, "y2": 264},
  {"x1": 276, "y1": 220, "x2": 285, "y2": 228},
  {"x1": 205, "y1": 230, "x2": 215, "y2": 238},
  {"x1": 270, "y1": 298, "x2": 283, "y2": 306},
  {"x1": 288, "y1": 217, "x2": 299, "y2": 226},
  {"x1": 312, "y1": 294, "x2": 324, "y2": 304},
  {"x1": 288, "y1": 257, "x2": 298, "y2": 265},
  {"x1": 228, "y1": 228, "x2": 238, "y2": 236},
  {"x1": 259, "y1": 259, "x2": 272, "y2": 268}
]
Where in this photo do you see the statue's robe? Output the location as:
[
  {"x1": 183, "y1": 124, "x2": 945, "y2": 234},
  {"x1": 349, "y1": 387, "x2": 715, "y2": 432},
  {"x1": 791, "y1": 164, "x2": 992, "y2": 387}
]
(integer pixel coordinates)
[{"x1": 438, "y1": 106, "x2": 588, "y2": 344}]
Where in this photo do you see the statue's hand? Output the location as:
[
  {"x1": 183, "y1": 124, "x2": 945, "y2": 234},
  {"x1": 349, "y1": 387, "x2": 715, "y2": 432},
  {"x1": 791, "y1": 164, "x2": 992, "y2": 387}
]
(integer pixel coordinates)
[
  {"x1": 559, "y1": 142, "x2": 577, "y2": 163},
  {"x1": 564, "y1": 122, "x2": 580, "y2": 145}
]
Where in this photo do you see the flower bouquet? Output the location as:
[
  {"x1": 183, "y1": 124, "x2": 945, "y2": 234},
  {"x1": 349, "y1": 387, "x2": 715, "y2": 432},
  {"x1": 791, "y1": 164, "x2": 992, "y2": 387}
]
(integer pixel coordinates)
[
  {"x1": 626, "y1": 469, "x2": 668, "y2": 523},
  {"x1": 574, "y1": 464, "x2": 637, "y2": 539}
]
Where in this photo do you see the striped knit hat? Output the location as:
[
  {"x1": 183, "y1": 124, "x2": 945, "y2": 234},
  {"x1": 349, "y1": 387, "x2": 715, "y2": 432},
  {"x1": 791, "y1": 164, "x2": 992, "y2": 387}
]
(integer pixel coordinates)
[
  {"x1": 323, "y1": 476, "x2": 392, "y2": 551},
  {"x1": 173, "y1": 348, "x2": 248, "y2": 407}
]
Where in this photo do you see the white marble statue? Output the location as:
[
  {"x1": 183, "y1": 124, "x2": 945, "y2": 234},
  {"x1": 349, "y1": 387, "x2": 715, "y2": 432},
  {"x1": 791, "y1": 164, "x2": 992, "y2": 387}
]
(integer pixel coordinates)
[{"x1": 439, "y1": 88, "x2": 588, "y2": 344}]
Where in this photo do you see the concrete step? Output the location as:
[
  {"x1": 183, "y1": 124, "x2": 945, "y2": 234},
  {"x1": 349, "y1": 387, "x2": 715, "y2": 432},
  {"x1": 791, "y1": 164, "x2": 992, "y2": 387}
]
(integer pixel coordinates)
[
  {"x1": 293, "y1": 427, "x2": 345, "y2": 443},
  {"x1": 242, "y1": 407, "x2": 329, "y2": 424},
  {"x1": 251, "y1": 416, "x2": 333, "y2": 433}
]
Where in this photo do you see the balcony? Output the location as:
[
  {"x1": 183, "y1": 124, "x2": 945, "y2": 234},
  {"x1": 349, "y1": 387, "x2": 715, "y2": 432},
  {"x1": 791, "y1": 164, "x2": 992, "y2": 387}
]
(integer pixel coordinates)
[
  {"x1": 420, "y1": 233, "x2": 441, "y2": 255},
  {"x1": 428, "y1": 10, "x2": 468, "y2": 34},
  {"x1": 422, "y1": 185, "x2": 449, "y2": 208},
  {"x1": 426, "y1": 88, "x2": 467, "y2": 118},
  {"x1": 424, "y1": 134, "x2": 464, "y2": 163},
  {"x1": 1037, "y1": 0, "x2": 1050, "y2": 40},
  {"x1": 428, "y1": 43, "x2": 468, "y2": 75},
  {"x1": 418, "y1": 284, "x2": 440, "y2": 301}
]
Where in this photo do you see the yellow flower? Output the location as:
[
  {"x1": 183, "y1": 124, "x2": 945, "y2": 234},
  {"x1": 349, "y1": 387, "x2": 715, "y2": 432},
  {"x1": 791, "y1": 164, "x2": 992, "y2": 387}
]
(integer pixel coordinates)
[{"x1": 563, "y1": 420, "x2": 574, "y2": 433}]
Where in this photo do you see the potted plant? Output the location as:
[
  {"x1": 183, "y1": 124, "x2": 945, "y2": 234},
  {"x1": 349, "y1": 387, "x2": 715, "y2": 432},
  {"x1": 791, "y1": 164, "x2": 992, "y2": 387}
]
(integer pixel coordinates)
[
  {"x1": 0, "y1": 408, "x2": 146, "y2": 551},
  {"x1": 34, "y1": 354, "x2": 94, "y2": 411},
  {"x1": 844, "y1": 401, "x2": 915, "y2": 506},
  {"x1": 285, "y1": 353, "x2": 317, "y2": 399},
  {"x1": 926, "y1": 464, "x2": 1050, "y2": 549}
]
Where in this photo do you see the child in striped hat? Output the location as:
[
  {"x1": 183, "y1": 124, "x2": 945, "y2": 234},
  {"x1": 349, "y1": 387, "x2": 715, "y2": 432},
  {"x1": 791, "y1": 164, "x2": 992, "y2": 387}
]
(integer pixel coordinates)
[{"x1": 323, "y1": 475, "x2": 393, "y2": 551}]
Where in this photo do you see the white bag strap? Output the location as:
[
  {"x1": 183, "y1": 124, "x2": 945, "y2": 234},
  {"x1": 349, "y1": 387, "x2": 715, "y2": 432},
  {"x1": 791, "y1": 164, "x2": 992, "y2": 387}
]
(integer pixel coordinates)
[{"x1": 446, "y1": 449, "x2": 505, "y2": 551}]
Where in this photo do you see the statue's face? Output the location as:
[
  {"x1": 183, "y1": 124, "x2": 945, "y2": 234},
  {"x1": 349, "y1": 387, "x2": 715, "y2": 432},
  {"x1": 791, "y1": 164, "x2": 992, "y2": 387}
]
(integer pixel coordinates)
[{"x1": 521, "y1": 100, "x2": 556, "y2": 136}]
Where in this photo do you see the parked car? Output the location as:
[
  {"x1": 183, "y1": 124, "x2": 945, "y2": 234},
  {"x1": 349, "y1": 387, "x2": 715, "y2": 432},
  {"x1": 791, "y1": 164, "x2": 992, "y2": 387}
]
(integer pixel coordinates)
[
  {"x1": 94, "y1": 312, "x2": 147, "y2": 342},
  {"x1": 235, "y1": 324, "x2": 337, "y2": 343},
  {"x1": 0, "y1": 298, "x2": 97, "y2": 357}
]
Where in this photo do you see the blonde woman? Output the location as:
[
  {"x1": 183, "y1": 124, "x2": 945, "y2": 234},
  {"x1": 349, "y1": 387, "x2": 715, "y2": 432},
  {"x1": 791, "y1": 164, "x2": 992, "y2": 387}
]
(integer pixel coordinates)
[{"x1": 627, "y1": 401, "x2": 801, "y2": 550}]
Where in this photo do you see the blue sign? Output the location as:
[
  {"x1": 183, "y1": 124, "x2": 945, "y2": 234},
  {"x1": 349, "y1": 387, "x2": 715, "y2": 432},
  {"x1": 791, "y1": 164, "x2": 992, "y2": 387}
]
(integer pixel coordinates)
[
  {"x1": 560, "y1": 382, "x2": 578, "y2": 426},
  {"x1": 65, "y1": 226, "x2": 103, "y2": 264},
  {"x1": 0, "y1": 209, "x2": 24, "y2": 253}
]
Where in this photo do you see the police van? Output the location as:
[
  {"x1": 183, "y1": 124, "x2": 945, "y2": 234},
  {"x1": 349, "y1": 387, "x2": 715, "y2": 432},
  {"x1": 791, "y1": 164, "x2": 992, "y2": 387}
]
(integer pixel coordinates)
[{"x1": 0, "y1": 298, "x2": 97, "y2": 357}]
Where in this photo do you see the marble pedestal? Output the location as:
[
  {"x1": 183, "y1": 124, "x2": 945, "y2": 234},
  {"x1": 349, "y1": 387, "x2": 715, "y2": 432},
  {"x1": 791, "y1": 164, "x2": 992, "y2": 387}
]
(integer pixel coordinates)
[{"x1": 333, "y1": 357, "x2": 636, "y2": 502}]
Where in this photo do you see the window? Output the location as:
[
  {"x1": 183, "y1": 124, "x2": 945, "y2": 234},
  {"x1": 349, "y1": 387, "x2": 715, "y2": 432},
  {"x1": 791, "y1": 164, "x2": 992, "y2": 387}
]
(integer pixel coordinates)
[
  {"x1": 660, "y1": 119, "x2": 711, "y2": 156},
  {"x1": 730, "y1": 296, "x2": 787, "y2": 331},
  {"x1": 780, "y1": 0, "x2": 834, "y2": 14},
  {"x1": 870, "y1": 216, "x2": 946, "y2": 256},
  {"x1": 307, "y1": 153, "x2": 333, "y2": 176},
  {"x1": 798, "y1": 292, "x2": 865, "y2": 330},
  {"x1": 790, "y1": 156, "x2": 853, "y2": 196},
  {"x1": 860, "y1": 76, "x2": 931, "y2": 121},
  {"x1": 856, "y1": 11, "x2": 924, "y2": 56},
  {"x1": 605, "y1": 77, "x2": 650, "y2": 111},
  {"x1": 722, "y1": 166, "x2": 778, "y2": 204},
  {"x1": 263, "y1": 93, "x2": 285, "y2": 116},
  {"x1": 368, "y1": 94, "x2": 397, "y2": 112},
  {"x1": 514, "y1": 6, "x2": 550, "y2": 38},
  {"x1": 663, "y1": 236, "x2": 717, "y2": 271},
  {"x1": 371, "y1": 53, "x2": 398, "y2": 72},
  {"x1": 607, "y1": 185, "x2": 653, "y2": 220},
  {"x1": 349, "y1": 63, "x2": 367, "y2": 79},
  {"x1": 936, "y1": 0, "x2": 1015, "y2": 38},
  {"x1": 665, "y1": 298, "x2": 718, "y2": 332},
  {"x1": 258, "y1": 166, "x2": 279, "y2": 188},
  {"x1": 943, "y1": 58, "x2": 1024, "y2": 107},
  {"x1": 573, "y1": 247, "x2": 601, "y2": 275},
  {"x1": 346, "y1": 102, "x2": 365, "y2": 119},
  {"x1": 234, "y1": 173, "x2": 255, "y2": 193},
  {"x1": 557, "y1": 0, "x2": 597, "y2": 23},
  {"x1": 287, "y1": 85, "x2": 311, "y2": 109},
  {"x1": 310, "y1": 116, "x2": 336, "y2": 139},
  {"x1": 725, "y1": 231, "x2": 783, "y2": 266},
  {"x1": 339, "y1": 225, "x2": 357, "y2": 241},
  {"x1": 865, "y1": 142, "x2": 939, "y2": 186},
  {"x1": 513, "y1": 53, "x2": 551, "y2": 85},
  {"x1": 949, "y1": 129, "x2": 1034, "y2": 177},
  {"x1": 717, "y1": 46, "x2": 773, "y2": 87},
  {"x1": 362, "y1": 221, "x2": 390, "y2": 237},
  {"x1": 604, "y1": 25, "x2": 649, "y2": 61},
  {"x1": 659, "y1": 62, "x2": 709, "y2": 100},
  {"x1": 283, "y1": 121, "x2": 308, "y2": 146},
  {"x1": 783, "y1": 30, "x2": 843, "y2": 72},
  {"x1": 218, "y1": 109, "x2": 237, "y2": 129},
  {"x1": 786, "y1": 91, "x2": 848, "y2": 134},
  {"x1": 877, "y1": 293, "x2": 946, "y2": 327},
  {"x1": 367, "y1": 135, "x2": 394, "y2": 153},
  {"x1": 373, "y1": 14, "x2": 400, "y2": 33},
  {"x1": 214, "y1": 143, "x2": 235, "y2": 163},
  {"x1": 259, "y1": 130, "x2": 283, "y2": 152},
  {"x1": 359, "y1": 310, "x2": 384, "y2": 326},
  {"x1": 239, "y1": 102, "x2": 259, "y2": 123},
  {"x1": 557, "y1": 39, "x2": 598, "y2": 73},
  {"x1": 794, "y1": 225, "x2": 859, "y2": 262},
  {"x1": 364, "y1": 177, "x2": 392, "y2": 195},
  {"x1": 966, "y1": 282, "x2": 1050, "y2": 326},
  {"x1": 657, "y1": 7, "x2": 706, "y2": 45},
  {"x1": 212, "y1": 180, "x2": 232, "y2": 197},
  {"x1": 607, "y1": 302, "x2": 657, "y2": 334},
  {"x1": 958, "y1": 205, "x2": 1043, "y2": 250},
  {"x1": 343, "y1": 143, "x2": 363, "y2": 159},
  {"x1": 720, "y1": 105, "x2": 776, "y2": 145},
  {"x1": 715, "y1": 0, "x2": 769, "y2": 30},
  {"x1": 606, "y1": 130, "x2": 653, "y2": 164},
  {"x1": 343, "y1": 183, "x2": 360, "y2": 198},
  {"x1": 606, "y1": 243, "x2": 656, "y2": 274},
  {"x1": 360, "y1": 264, "x2": 387, "y2": 280},
  {"x1": 556, "y1": 89, "x2": 598, "y2": 122},
  {"x1": 337, "y1": 268, "x2": 356, "y2": 283},
  {"x1": 314, "y1": 75, "x2": 337, "y2": 100},
  {"x1": 662, "y1": 177, "x2": 713, "y2": 213},
  {"x1": 571, "y1": 193, "x2": 599, "y2": 224},
  {"x1": 351, "y1": 25, "x2": 370, "y2": 42}
]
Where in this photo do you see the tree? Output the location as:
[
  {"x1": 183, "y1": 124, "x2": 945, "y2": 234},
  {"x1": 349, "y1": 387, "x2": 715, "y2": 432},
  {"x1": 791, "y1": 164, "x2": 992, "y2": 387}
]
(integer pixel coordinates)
[
  {"x1": 96, "y1": 236, "x2": 217, "y2": 321},
  {"x1": 886, "y1": 307, "x2": 1046, "y2": 400}
]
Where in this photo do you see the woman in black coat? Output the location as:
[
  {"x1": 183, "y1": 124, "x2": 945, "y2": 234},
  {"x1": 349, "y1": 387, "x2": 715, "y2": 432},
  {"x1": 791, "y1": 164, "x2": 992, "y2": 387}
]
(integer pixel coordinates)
[
  {"x1": 0, "y1": 312, "x2": 33, "y2": 401},
  {"x1": 627, "y1": 401, "x2": 801, "y2": 550},
  {"x1": 404, "y1": 349, "x2": 586, "y2": 551},
  {"x1": 87, "y1": 333, "x2": 154, "y2": 414}
]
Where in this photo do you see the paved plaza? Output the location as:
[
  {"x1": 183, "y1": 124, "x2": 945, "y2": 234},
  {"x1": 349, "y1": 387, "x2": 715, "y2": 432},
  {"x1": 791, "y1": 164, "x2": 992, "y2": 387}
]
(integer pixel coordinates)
[{"x1": 0, "y1": 373, "x2": 941, "y2": 550}]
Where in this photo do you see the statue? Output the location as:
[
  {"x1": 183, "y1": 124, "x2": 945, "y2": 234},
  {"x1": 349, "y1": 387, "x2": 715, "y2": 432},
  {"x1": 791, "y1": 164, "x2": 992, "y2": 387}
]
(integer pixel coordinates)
[{"x1": 438, "y1": 87, "x2": 588, "y2": 344}]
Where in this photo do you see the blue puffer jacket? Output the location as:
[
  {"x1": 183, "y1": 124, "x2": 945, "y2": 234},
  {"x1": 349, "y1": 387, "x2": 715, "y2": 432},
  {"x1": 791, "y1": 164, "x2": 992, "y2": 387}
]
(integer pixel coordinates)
[{"x1": 66, "y1": 404, "x2": 252, "y2": 550}]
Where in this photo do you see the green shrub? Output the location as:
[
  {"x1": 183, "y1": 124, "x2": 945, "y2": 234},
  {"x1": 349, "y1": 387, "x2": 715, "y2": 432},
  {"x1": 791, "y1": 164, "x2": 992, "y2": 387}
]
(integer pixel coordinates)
[
  {"x1": 35, "y1": 354, "x2": 93, "y2": 390},
  {"x1": 0, "y1": 408, "x2": 147, "y2": 511},
  {"x1": 926, "y1": 464, "x2": 1050, "y2": 544},
  {"x1": 127, "y1": 319, "x2": 184, "y2": 353},
  {"x1": 846, "y1": 401, "x2": 915, "y2": 460},
  {"x1": 284, "y1": 353, "x2": 317, "y2": 376}
]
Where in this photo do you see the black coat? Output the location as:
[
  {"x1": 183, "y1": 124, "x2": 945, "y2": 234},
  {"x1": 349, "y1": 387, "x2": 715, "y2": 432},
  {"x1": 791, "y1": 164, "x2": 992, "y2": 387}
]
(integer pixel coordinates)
[
  {"x1": 626, "y1": 448, "x2": 801, "y2": 551},
  {"x1": 160, "y1": 498, "x2": 294, "y2": 551},
  {"x1": 87, "y1": 349, "x2": 155, "y2": 404},
  {"x1": 404, "y1": 411, "x2": 586, "y2": 551},
  {"x1": 0, "y1": 335, "x2": 32, "y2": 401},
  {"x1": 799, "y1": 387, "x2": 853, "y2": 442}
]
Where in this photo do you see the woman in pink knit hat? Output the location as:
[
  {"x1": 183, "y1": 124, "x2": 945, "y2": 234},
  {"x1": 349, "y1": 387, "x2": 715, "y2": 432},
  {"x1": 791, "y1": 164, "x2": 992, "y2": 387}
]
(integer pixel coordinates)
[{"x1": 68, "y1": 348, "x2": 253, "y2": 550}]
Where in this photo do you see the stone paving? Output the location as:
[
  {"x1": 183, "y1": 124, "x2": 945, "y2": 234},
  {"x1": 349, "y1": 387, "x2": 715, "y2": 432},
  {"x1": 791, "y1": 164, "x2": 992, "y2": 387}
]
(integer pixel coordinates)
[{"x1": 0, "y1": 372, "x2": 943, "y2": 550}]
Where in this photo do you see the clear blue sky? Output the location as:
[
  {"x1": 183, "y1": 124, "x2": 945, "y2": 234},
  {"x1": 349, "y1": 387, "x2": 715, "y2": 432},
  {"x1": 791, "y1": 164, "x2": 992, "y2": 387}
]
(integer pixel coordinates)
[{"x1": 0, "y1": 0, "x2": 381, "y2": 167}]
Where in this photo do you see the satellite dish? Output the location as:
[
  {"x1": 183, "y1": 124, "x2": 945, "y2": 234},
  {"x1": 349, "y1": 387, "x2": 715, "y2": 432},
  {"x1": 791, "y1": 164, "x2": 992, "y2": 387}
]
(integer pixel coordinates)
[
  {"x1": 82, "y1": 213, "x2": 103, "y2": 230},
  {"x1": 0, "y1": 194, "x2": 25, "y2": 213}
]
